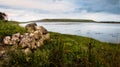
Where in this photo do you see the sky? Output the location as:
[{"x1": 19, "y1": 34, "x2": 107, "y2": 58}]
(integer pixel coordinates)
[{"x1": 0, "y1": 0, "x2": 120, "y2": 22}]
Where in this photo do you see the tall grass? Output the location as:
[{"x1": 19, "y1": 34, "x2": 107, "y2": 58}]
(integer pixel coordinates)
[{"x1": 5, "y1": 32, "x2": 120, "y2": 67}]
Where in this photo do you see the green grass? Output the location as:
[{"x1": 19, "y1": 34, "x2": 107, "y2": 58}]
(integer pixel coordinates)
[
  {"x1": 5, "y1": 32, "x2": 120, "y2": 67},
  {"x1": 0, "y1": 21, "x2": 120, "y2": 67},
  {"x1": 0, "y1": 20, "x2": 26, "y2": 42}
]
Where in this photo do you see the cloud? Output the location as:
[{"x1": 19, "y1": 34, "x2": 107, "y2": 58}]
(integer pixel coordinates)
[
  {"x1": 0, "y1": 0, "x2": 75, "y2": 13},
  {"x1": 74, "y1": 0, "x2": 120, "y2": 14},
  {"x1": 0, "y1": 0, "x2": 120, "y2": 21},
  {"x1": 1, "y1": 8, "x2": 120, "y2": 22}
]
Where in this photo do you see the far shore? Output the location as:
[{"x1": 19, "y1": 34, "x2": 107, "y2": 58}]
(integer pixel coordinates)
[
  {"x1": 21, "y1": 21, "x2": 120, "y2": 24},
  {"x1": 20, "y1": 19, "x2": 120, "y2": 24}
]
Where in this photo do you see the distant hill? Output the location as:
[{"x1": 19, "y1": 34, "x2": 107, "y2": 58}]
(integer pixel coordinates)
[
  {"x1": 31, "y1": 19, "x2": 95, "y2": 22},
  {"x1": 97, "y1": 21, "x2": 120, "y2": 23}
]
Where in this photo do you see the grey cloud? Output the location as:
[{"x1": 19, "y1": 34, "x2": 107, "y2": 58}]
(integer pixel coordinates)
[
  {"x1": 0, "y1": 0, "x2": 120, "y2": 14},
  {"x1": 75, "y1": 0, "x2": 120, "y2": 14}
]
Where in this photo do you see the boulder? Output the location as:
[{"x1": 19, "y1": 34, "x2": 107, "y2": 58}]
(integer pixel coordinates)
[
  {"x1": 19, "y1": 34, "x2": 31, "y2": 48},
  {"x1": 29, "y1": 33, "x2": 34, "y2": 37},
  {"x1": 35, "y1": 26, "x2": 48, "y2": 34},
  {"x1": 42, "y1": 33, "x2": 50, "y2": 40},
  {"x1": 36, "y1": 39, "x2": 44, "y2": 47},
  {"x1": 25, "y1": 23, "x2": 37, "y2": 32},
  {"x1": 2, "y1": 23, "x2": 50, "y2": 55},
  {"x1": 11, "y1": 33, "x2": 20, "y2": 45},
  {"x1": 3, "y1": 36, "x2": 12, "y2": 45},
  {"x1": 13, "y1": 33, "x2": 20, "y2": 37},
  {"x1": 33, "y1": 31, "x2": 41, "y2": 39}
]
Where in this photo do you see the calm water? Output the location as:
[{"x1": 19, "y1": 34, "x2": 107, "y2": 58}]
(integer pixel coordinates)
[{"x1": 20, "y1": 22, "x2": 120, "y2": 43}]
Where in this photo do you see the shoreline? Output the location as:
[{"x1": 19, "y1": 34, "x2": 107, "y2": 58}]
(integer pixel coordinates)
[{"x1": 21, "y1": 21, "x2": 120, "y2": 24}]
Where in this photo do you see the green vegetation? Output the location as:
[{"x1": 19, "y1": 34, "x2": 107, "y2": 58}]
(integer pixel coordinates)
[
  {"x1": 3, "y1": 32, "x2": 119, "y2": 67},
  {"x1": 0, "y1": 20, "x2": 26, "y2": 42},
  {"x1": 31, "y1": 19, "x2": 95, "y2": 22},
  {"x1": 0, "y1": 20, "x2": 120, "y2": 67}
]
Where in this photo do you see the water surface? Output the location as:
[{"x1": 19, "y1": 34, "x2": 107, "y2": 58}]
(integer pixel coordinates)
[{"x1": 20, "y1": 22, "x2": 120, "y2": 43}]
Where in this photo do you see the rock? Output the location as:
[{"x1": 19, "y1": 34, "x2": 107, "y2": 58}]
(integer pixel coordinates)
[
  {"x1": 20, "y1": 35, "x2": 23, "y2": 38},
  {"x1": 3, "y1": 36, "x2": 12, "y2": 45},
  {"x1": 21, "y1": 42, "x2": 28, "y2": 49},
  {"x1": 0, "y1": 50, "x2": 5, "y2": 56},
  {"x1": 35, "y1": 26, "x2": 48, "y2": 34},
  {"x1": 33, "y1": 31, "x2": 41, "y2": 39},
  {"x1": 29, "y1": 38, "x2": 36, "y2": 49},
  {"x1": 42, "y1": 33, "x2": 50, "y2": 40},
  {"x1": 3, "y1": 33, "x2": 21, "y2": 45},
  {"x1": 29, "y1": 33, "x2": 34, "y2": 37},
  {"x1": 36, "y1": 39, "x2": 44, "y2": 47},
  {"x1": 25, "y1": 23, "x2": 37, "y2": 32},
  {"x1": 24, "y1": 33, "x2": 29, "y2": 37},
  {"x1": 13, "y1": 33, "x2": 20, "y2": 38},
  {"x1": 19, "y1": 36, "x2": 30, "y2": 48},
  {"x1": 2, "y1": 23, "x2": 50, "y2": 54},
  {"x1": 11, "y1": 33, "x2": 20, "y2": 45}
]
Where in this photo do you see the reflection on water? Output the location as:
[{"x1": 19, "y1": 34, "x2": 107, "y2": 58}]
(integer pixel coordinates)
[{"x1": 20, "y1": 22, "x2": 120, "y2": 43}]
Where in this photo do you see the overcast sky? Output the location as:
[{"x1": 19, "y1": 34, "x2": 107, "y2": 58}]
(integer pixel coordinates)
[{"x1": 0, "y1": 0, "x2": 120, "y2": 21}]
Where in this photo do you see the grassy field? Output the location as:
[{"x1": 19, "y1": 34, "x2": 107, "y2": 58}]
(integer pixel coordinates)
[{"x1": 0, "y1": 20, "x2": 120, "y2": 67}]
